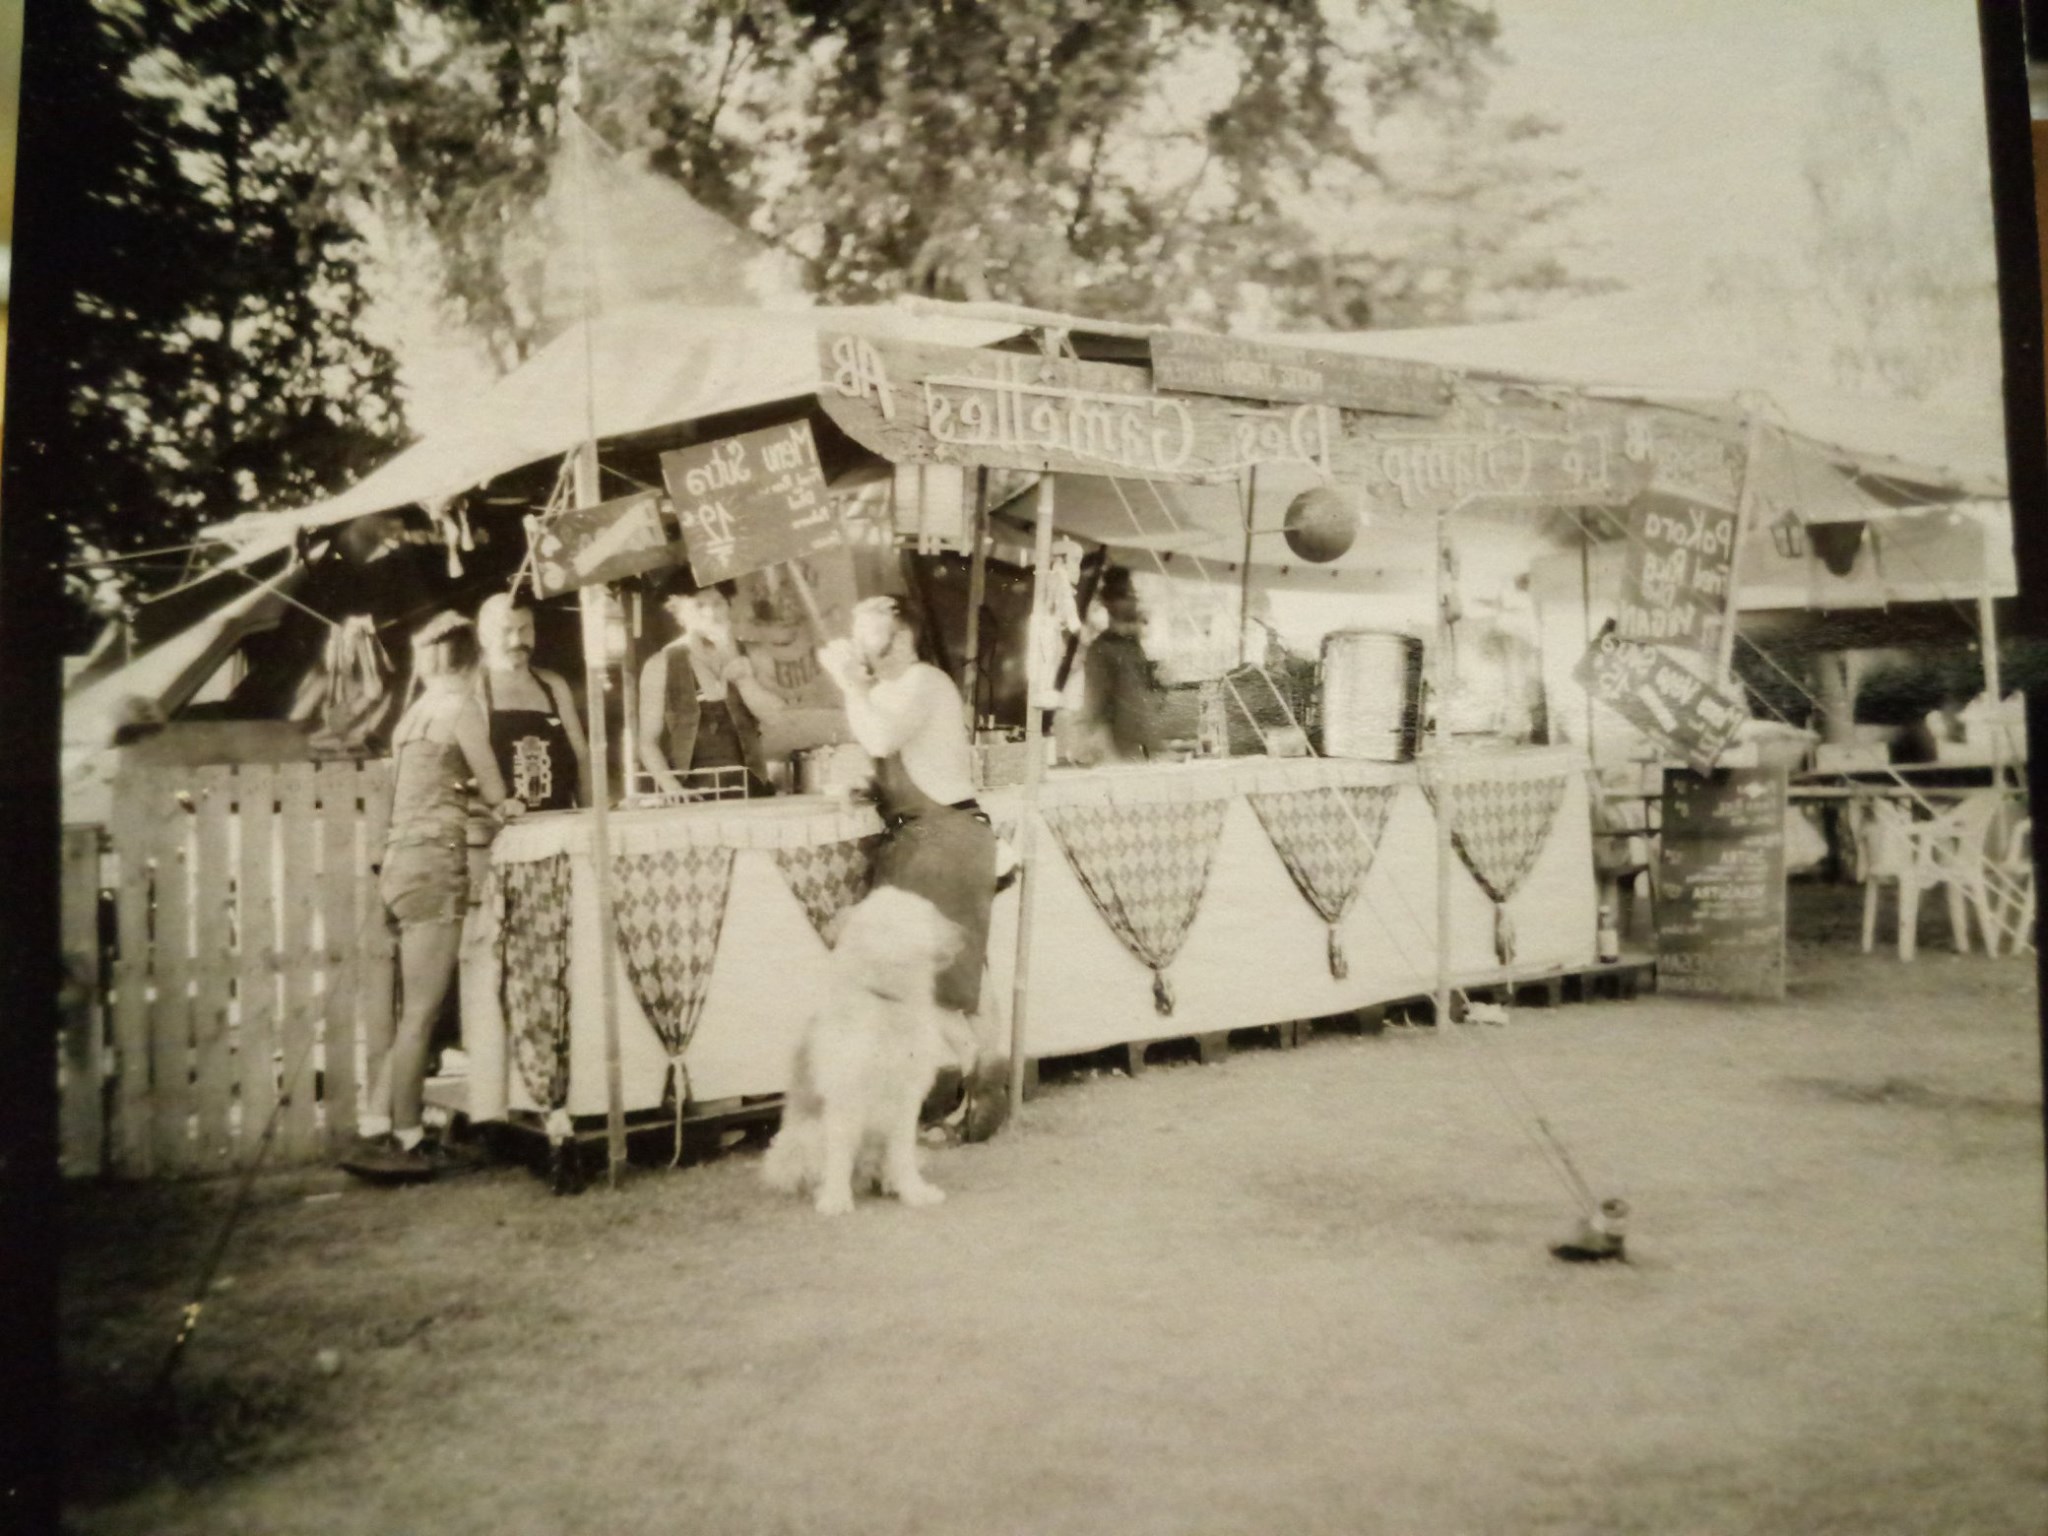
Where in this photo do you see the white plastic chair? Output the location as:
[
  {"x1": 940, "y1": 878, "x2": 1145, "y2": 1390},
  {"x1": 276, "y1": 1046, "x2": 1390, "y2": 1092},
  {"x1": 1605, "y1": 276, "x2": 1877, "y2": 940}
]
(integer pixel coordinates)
[
  {"x1": 1856, "y1": 794, "x2": 2003, "y2": 960},
  {"x1": 1973, "y1": 816, "x2": 2035, "y2": 957}
]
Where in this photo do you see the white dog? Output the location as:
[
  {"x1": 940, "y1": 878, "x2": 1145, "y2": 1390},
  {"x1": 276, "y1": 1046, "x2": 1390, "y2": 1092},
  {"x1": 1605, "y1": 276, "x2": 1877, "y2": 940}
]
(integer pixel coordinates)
[{"x1": 762, "y1": 886, "x2": 969, "y2": 1216}]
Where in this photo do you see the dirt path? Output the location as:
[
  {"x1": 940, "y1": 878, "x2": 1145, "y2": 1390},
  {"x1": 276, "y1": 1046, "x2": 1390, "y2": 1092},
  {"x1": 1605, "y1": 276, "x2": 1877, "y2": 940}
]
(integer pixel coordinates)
[{"x1": 63, "y1": 894, "x2": 2048, "y2": 1535}]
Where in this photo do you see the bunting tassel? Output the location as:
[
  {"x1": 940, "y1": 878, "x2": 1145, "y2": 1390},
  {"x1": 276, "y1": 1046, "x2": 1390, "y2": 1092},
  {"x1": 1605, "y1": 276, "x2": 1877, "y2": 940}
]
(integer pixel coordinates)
[
  {"x1": 666, "y1": 1054, "x2": 692, "y2": 1168},
  {"x1": 1327, "y1": 922, "x2": 1349, "y2": 981},
  {"x1": 1493, "y1": 903, "x2": 1517, "y2": 968},
  {"x1": 1151, "y1": 969, "x2": 1175, "y2": 1016}
]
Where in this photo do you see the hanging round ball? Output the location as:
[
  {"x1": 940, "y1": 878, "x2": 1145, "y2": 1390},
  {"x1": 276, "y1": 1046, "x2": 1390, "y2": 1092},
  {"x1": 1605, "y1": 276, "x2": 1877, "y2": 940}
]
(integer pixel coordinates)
[{"x1": 1283, "y1": 486, "x2": 1362, "y2": 564}]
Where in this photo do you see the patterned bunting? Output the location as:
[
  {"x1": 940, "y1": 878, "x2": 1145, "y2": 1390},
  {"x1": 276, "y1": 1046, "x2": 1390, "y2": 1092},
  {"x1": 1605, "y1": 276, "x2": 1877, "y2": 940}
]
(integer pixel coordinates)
[
  {"x1": 497, "y1": 851, "x2": 574, "y2": 1118},
  {"x1": 773, "y1": 834, "x2": 885, "y2": 948},
  {"x1": 1041, "y1": 798, "x2": 1230, "y2": 1015},
  {"x1": 1247, "y1": 784, "x2": 1398, "y2": 978},
  {"x1": 610, "y1": 846, "x2": 736, "y2": 1160},
  {"x1": 1424, "y1": 773, "x2": 1571, "y2": 964}
]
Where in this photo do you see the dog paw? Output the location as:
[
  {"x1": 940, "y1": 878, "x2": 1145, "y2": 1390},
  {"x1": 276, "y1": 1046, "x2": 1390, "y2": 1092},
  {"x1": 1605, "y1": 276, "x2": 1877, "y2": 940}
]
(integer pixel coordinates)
[
  {"x1": 814, "y1": 1187, "x2": 856, "y2": 1217},
  {"x1": 896, "y1": 1180, "x2": 946, "y2": 1208}
]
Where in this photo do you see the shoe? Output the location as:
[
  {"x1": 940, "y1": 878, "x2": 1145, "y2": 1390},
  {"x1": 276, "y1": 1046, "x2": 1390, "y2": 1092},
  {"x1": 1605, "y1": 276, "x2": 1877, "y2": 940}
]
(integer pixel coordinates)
[
  {"x1": 419, "y1": 1135, "x2": 488, "y2": 1177},
  {"x1": 960, "y1": 1057, "x2": 1012, "y2": 1144},
  {"x1": 339, "y1": 1134, "x2": 435, "y2": 1184}
]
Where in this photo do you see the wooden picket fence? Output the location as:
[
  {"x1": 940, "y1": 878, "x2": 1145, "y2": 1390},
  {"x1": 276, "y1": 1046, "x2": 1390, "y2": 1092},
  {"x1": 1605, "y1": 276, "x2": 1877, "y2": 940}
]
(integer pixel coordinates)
[{"x1": 60, "y1": 760, "x2": 397, "y2": 1178}]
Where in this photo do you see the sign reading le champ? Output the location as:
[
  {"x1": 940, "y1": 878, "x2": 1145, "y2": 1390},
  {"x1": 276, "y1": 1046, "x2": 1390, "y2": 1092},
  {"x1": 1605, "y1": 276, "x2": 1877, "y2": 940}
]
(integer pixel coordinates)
[
  {"x1": 1149, "y1": 330, "x2": 1450, "y2": 417},
  {"x1": 1573, "y1": 624, "x2": 1747, "y2": 773},
  {"x1": 659, "y1": 420, "x2": 839, "y2": 587},
  {"x1": 817, "y1": 331, "x2": 1334, "y2": 483},
  {"x1": 1656, "y1": 767, "x2": 1788, "y2": 1000}
]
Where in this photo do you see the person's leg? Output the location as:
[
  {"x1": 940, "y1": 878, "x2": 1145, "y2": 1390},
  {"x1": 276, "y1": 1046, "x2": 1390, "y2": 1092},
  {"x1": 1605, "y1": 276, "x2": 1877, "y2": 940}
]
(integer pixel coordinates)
[{"x1": 388, "y1": 919, "x2": 462, "y2": 1139}]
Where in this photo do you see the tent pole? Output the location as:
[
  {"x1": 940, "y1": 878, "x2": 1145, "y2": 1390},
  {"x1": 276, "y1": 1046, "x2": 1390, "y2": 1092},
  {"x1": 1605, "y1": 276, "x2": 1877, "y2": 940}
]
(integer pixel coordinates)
[
  {"x1": 1979, "y1": 507, "x2": 2005, "y2": 781},
  {"x1": 573, "y1": 441, "x2": 630, "y2": 1189},
  {"x1": 1238, "y1": 467, "x2": 1257, "y2": 666},
  {"x1": 962, "y1": 468, "x2": 990, "y2": 730},
  {"x1": 1434, "y1": 499, "x2": 1454, "y2": 1028},
  {"x1": 1006, "y1": 475, "x2": 1059, "y2": 1118},
  {"x1": 620, "y1": 587, "x2": 641, "y2": 804},
  {"x1": 1717, "y1": 416, "x2": 1767, "y2": 689}
]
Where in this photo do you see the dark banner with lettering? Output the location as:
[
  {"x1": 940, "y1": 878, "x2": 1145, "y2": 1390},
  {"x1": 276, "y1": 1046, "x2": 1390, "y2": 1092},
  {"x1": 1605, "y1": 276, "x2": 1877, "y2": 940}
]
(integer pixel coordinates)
[
  {"x1": 1615, "y1": 499, "x2": 1739, "y2": 655},
  {"x1": 528, "y1": 491, "x2": 683, "y2": 598},
  {"x1": 1656, "y1": 767, "x2": 1788, "y2": 1000},
  {"x1": 1573, "y1": 624, "x2": 1747, "y2": 773}
]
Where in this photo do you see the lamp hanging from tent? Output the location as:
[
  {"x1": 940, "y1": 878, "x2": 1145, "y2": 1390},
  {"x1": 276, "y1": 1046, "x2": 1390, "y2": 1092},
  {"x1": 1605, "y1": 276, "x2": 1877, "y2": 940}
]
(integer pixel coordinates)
[{"x1": 1769, "y1": 507, "x2": 1806, "y2": 561}]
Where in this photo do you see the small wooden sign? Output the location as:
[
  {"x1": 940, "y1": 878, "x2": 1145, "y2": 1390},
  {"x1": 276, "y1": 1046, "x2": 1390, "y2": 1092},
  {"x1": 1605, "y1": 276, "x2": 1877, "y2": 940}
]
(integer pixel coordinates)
[
  {"x1": 528, "y1": 491, "x2": 682, "y2": 597},
  {"x1": 659, "y1": 420, "x2": 840, "y2": 587},
  {"x1": 1614, "y1": 499, "x2": 1740, "y2": 656},
  {"x1": 1656, "y1": 767, "x2": 1788, "y2": 1000},
  {"x1": 1574, "y1": 624, "x2": 1748, "y2": 773},
  {"x1": 1149, "y1": 330, "x2": 1449, "y2": 417}
]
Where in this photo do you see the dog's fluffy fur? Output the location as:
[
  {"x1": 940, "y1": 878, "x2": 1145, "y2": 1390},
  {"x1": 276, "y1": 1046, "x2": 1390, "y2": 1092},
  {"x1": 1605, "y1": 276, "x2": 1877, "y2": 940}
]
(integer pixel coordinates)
[{"x1": 762, "y1": 887, "x2": 967, "y2": 1216}]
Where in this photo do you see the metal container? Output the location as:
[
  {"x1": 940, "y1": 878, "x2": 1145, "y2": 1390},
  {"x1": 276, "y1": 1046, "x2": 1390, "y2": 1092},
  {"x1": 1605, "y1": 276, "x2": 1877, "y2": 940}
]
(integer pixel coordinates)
[
  {"x1": 792, "y1": 742, "x2": 874, "y2": 797},
  {"x1": 1320, "y1": 630, "x2": 1424, "y2": 761}
]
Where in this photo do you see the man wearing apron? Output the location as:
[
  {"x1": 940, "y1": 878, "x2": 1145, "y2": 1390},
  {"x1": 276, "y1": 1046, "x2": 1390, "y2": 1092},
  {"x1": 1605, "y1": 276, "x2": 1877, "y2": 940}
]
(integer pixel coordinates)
[
  {"x1": 819, "y1": 595, "x2": 1008, "y2": 1141},
  {"x1": 635, "y1": 577, "x2": 784, "y2": 798},
  {"x1": 476, "y1": 592, "x2": 590, "y2": 812}
]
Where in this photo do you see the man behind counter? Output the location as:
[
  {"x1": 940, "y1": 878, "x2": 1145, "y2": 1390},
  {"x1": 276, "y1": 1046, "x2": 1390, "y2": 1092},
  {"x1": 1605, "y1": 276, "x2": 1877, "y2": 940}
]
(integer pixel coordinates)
[
  {"x1": 636, "y1": 574, "x2": 785, "y2": 798},
  {"x1": 1073, "y1": 564, "x2": 1167, "y2": 765},
  {"x1": 476, "y1": 592, "x2": 591, "y2": 811}
]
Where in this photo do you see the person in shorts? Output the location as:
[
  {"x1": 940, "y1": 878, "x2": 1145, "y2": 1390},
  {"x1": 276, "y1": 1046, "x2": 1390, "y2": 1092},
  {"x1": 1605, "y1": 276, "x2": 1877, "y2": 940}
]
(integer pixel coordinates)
[{"x1": 343, "y1": 613, "x2": 523, "y2": 1181}]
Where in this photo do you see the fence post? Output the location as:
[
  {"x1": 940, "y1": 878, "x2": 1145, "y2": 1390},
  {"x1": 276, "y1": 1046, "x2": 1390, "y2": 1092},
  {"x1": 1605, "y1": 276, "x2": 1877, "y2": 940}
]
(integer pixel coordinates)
[{"x1": 59, "y1": 826, "x2": 107, "y2": 1178}]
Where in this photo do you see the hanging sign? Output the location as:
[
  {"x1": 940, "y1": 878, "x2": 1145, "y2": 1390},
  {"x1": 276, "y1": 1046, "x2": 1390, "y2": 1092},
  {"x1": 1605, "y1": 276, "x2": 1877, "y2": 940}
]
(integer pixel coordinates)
[
  {"x1": 527, "y1": 491, "x2": 682, "y2": 597},
  {"x1": 1656, "y1": 767, "x2": 1788, "y2": 1000},
  {"x1": 1573, "y1": 624, "x2": 1748, "y2": 773},
  {"x1": 1619, "y1": 410, "x2": 1747, "y2": 509},
  {"x1": 1149, "y1": 331, "x2": 1450, "y2": 417},
  {"x1": 1332, "y1": 404, "x2": 1642, "y2": 518},
  {"x1": 1614, "y1": 499, "x2": 1740, "y2": 655},
  {"x1": 817, "y1": 332, "x2": 1332, "y2": 483},
  {"x1": 659, "y1": 420, "x2": 839, "y2": 587}
]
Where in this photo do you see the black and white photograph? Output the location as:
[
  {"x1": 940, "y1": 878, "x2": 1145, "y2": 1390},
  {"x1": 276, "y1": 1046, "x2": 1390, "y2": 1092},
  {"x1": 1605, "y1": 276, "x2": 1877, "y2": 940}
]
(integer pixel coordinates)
[{"x1": 10, "y1": 3, "x2": 2048, "y2": 1532}]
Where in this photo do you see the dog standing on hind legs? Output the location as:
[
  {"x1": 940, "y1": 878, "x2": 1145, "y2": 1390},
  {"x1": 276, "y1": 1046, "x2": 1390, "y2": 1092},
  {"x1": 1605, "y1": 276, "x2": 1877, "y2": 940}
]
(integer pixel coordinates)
[{"x1": 763, "y1": 887, "x2": 966, "y2": 1216}]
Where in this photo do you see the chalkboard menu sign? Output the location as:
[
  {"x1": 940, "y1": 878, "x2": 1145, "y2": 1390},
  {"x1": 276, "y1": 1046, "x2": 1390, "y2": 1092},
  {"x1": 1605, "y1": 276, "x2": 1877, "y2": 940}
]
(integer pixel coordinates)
[
  {"x1": 1656, "y1": 767, "x2": 1788, "y2": 1000},
  {"x1": 659, "y1": 420, "x2": 840, "y2": 587}
]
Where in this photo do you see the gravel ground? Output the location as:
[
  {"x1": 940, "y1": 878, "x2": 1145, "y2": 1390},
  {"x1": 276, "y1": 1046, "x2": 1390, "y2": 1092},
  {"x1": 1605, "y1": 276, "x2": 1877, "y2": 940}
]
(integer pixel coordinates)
[{"x1": 60, "y1": 884, "x2": 2048, "y2": 1536}]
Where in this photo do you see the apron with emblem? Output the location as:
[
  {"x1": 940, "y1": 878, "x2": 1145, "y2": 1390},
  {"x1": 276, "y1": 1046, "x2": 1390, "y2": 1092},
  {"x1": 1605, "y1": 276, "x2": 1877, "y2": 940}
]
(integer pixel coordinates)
[{"x1": 482, "y1": 670, "x2": 579, "y2": 811}]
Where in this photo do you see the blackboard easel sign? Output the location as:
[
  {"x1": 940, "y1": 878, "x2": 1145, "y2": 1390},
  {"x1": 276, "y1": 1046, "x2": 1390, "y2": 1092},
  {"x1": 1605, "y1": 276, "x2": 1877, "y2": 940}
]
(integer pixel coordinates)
[{"x1": 1656, "y1": 766, "x2": 1788, "y2": 1000}]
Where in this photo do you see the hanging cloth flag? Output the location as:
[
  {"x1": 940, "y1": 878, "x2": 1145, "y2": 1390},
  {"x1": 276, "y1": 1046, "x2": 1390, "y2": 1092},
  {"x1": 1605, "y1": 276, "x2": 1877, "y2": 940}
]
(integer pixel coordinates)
[
  {"x1": 610, "y1": 846, "x2": 736, "y2": 1164},
  {"x1": 1247, "y1": 784, "x2": 1398, "y2": 978},
  {"x1": 1041, "y1": 799, "x2": 1230, "y2": 1015},
  {"x1": 773, "y1": 834, "x2": 885, "y2": 949},
  {"x1": 306, "y1": 615, "x2": 398, "y2": 757},
  {"x1": 496, "y1": 852, "x2": 576, "y2": 1124},
  {"x1": 1423, "y1": 772, "x2": 1571, "y2": 966}
]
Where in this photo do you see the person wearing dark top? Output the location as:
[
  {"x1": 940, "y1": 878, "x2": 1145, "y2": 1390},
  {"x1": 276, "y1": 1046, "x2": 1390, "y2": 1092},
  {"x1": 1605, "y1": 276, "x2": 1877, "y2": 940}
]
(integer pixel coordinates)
[
  {"x1": 1075, "y1": 565, "x2": 1166, "y2": 764},
  {"x1": 635, "y1": 576, "x2": 785, "y2": 797},
  {"x1": 475, "y1": 592, "x2": 591, "y2": 811}
]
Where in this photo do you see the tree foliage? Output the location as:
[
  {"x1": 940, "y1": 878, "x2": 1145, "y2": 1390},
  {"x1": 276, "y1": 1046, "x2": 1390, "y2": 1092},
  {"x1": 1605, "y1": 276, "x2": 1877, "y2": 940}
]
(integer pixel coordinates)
[
  {"x1": 32, "y1": 0, "x2": 404, "y2": 641},
  {"x1": 292, "y1": 0, "x2": 1597, "y2": 366}
]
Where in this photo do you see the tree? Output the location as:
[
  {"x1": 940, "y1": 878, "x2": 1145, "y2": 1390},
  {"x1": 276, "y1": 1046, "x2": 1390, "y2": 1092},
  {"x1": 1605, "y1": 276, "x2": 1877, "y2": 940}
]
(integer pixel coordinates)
[
  {"x1": 1701, "y1": 35, "x2": 2000, "y2": 414},
  {"x1": 28, "y1": 0, "x2": 404, "y2": 644},
  {"x1": 290, "y1": 0, "x2": 1598, "y2": 366}
]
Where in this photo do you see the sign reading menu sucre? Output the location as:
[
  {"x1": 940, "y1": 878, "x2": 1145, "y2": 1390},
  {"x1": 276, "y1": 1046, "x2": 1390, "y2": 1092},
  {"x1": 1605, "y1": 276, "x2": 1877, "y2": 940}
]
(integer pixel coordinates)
[
  {"x1": 1656, "y1": 767, "x2": 1788, "y2": 1000},
  {"x1": 1573, "y1": 624, "x2": 1748, "y2": 772},
  {"x1": 659, "y1": 419, "x2": 839, "y2": 586}
]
